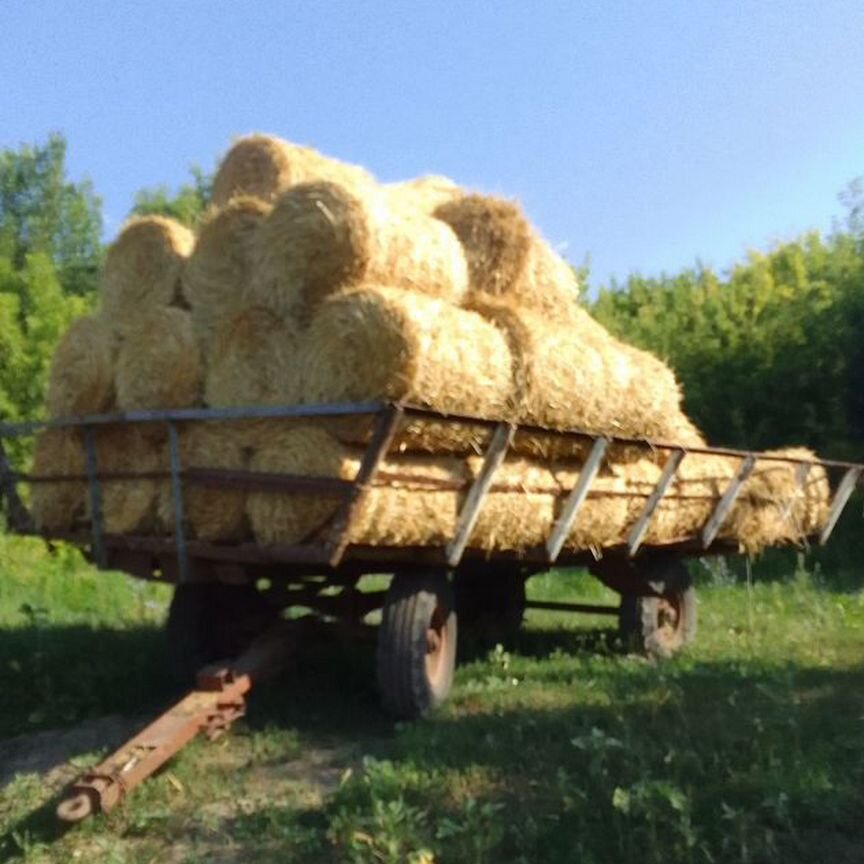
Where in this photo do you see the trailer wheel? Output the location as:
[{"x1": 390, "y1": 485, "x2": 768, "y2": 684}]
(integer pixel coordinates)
[
  {"x1": 377, "y1": 573, "x2": 457, "y2": 720},
  {"x1": 166, "y1": 581, "x2": 277, "y2": 683},
  {"x1": 619, "y1": 560, "x2": 697, "y2": 658}
]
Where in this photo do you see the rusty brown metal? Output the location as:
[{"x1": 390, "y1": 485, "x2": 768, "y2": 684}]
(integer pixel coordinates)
[{"x1": 55, "y1": 622, "x2": 300, "y2": 824}]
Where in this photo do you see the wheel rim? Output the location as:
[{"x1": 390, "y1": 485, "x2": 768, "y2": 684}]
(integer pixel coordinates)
[
  {"x1": 425, "y1": 604, "x2": 449, "y2": 684},
  {"x1": 653, "y1": 594, "x2": 683, "y2": 650}
]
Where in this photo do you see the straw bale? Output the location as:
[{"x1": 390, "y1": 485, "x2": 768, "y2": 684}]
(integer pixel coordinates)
[
  {"x1": 29, "y1": 428, "x2": 86, "y2": 532},
  {"x1": 249, "y1": 181, "x2": 468, "y2": 320},
  {"x1": 211, "y1": 134, "x2": 373, "y2": 208},
  {"x1": 471, "y1": 300, "x2": 688, "y2": 449},
  {"x1": 244, "y1": 426, "x2": 709, "y2": 552},
  {"x1": 384, "y1": 175, "x2": 463, "y2": 213},
  {"x1": 184, "y1": 197, "x2": 272, "y2": 344},
  {"x1": 300, "y1": 287, "x2": 513, "y2": 449},
  {"x1": 90, "y1": 425, "x2": 164, "y2": 535},
  {"x1": 158, "y1": 421, "x2": 249, "y2": 541},
  {"x1": 434, "y1": 194, "x2": 579, "y2": 314},
  {"x1": 205, "y1": 306, "x2": 301, "y2": 409},
  {"x1": 100, "y1": 217, "x2": 194, "y2": 321},
  {"x1": 115, "y1": 307, "x2": 203, "y2": 412},
  {"x1": 46, "y1": 314, "x2": 115, "y2": 418},
  {"x1": 726, "y1": 448, "x2": 830, "y2": 551}
]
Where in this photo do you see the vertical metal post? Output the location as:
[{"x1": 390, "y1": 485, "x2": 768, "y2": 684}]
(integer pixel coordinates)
[
  {"x1": 627, "y1": 449, "x2": 685, "y2": 556},
  {"x1": 546, "y1": 437, "x2": 608, "y2": 563},
  {"x1": 83, "y1": 426, "x2": 107, "y2": 569},
  {"x1": 168, "y1": 422, "x2": 190, "y2": 583}
]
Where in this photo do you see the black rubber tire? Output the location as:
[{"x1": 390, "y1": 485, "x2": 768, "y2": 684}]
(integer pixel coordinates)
[
  {"x1": 453, "y1": 568, "x2": 526, "y2": 641},
  {"x1": 619, "y1": 559, "x2": 697, "y2": 659},
  {"x1": 166, "y1": 581, "x2": 277, "y2": 684},
  {"x1": 377, "y1": 573, "x2": 457, "y2": 720}
]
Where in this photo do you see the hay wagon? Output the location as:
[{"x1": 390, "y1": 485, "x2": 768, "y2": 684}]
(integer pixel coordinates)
[{"x1": 1, "y1": 402, "x2": 861, "y2": 820}]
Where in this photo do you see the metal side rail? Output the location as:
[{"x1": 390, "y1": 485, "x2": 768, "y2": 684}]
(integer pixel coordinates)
[{"x1": 55, "y1": 621, "x2": 301, "y2": 824}]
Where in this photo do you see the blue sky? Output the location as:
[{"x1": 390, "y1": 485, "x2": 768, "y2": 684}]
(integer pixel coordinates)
[{"x1": 2, "y1": 1, "x2": 863, "y2": 288}]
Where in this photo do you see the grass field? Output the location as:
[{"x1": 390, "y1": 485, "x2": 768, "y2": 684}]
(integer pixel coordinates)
[{"x1": 0, "y1": 533, "x2": 862, "y2": 863}]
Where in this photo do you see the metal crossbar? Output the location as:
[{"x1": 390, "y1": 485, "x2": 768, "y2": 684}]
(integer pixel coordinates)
[
  {"x1": 820, "y1": 467, "x2": 862, "y2": 545},
  {"x1": 701, "y1": 454, "x2": 757, "y2": 548},
  {"x1": 628, "y1": 450, "x2": 685, "y2": 556},
  {"x1": 546, "y1": 437, "x2": 608, "y2": 563},
  {"x1": 446, "y1": 423, "x2": 514, "y2": 568}
]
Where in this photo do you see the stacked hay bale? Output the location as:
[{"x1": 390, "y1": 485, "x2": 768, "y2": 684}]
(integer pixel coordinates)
[{"x1": 31, "y1": 133, "x2": 830, "y2": 553}]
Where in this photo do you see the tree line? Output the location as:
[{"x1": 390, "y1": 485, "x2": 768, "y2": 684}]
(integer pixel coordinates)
[{"x1": 2, "y1": 132, "x2": 863, "y2": 466}]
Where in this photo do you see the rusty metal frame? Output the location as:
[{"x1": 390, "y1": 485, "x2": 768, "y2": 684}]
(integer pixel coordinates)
[
  {"x1": 446, "y1": 422, "x2": 514, "y2": 567},
  {"x1": 701, "y1": 454, "x2": 756, "y2": 549},
  {"x1": 628, "y1": 450, "x2": 685, "y2": 556},
  {"x1": 820, "y1": 466, "x2": 862, "y2": 545},
  {"x1": 325, "y1": 404, "x2": 404, "y2": 567},
  {"x1": 546, "y1": 436, "x2": 608, "y2": 563}
]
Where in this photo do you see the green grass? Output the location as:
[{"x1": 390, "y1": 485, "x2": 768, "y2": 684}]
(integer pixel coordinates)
[{"x1": 1, "y1": 536, "x2": 863, "y2": 863}]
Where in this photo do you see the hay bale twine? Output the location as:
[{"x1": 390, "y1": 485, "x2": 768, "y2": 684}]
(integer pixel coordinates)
[
  {"x1": 115, "y1": 307, "x2": 203, "y2": 412},
  {"x1": 300, "y1": 287, "x2": 513, "y2": 449},
  {"x1": 29, "y1": 428, "x2": 86, "y2": 532},
  {"x1": 205, "y1": 306, "x2": 302, "y2": 409},
  {"x1": 184, "y1": 197, "x2": 272, "y2": 344},
  {"x1": 211, "y1": 134, "x2": 373, "y2": 207},
  {"x1": 249, "y1": 181, "x2": 468, "y2": 321},
  {"x1": 384, "y1": 175, "x2": 463, "y2": 213},
  {"x1": 100, "y1": 217, "x2": 194, "y2": 322},
  {"x1": 91, "y1": 425, "x2": 164, "y2": 535},
  {"x1": 46, "y1": 314, "x2": 115, "y2": 418},
  {"x1": 434, "y1": 194, "x2": 579, "y2": 314},
  {"x1": 158, "y1": 422, "x2": 249, "y2": 541}
]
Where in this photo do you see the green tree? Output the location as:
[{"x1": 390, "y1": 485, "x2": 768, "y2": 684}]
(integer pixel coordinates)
[
  {"x1": 0, "y1": 132, "x2": 103, "y2": 297},
  {"x1": 131, "y1": 165, "x2": 212, "y2": 228}
]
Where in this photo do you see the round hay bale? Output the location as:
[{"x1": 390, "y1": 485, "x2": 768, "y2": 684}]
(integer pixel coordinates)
[
  {"x1": 211, "y1": 134, "x2": 373, "y2": 207},
  {"x1": 434, "y1": 194, "x2": 579, "y2": 314},
  {"x1": 384, "y1": 175, "x2": 463, "y2": 213},
  {"x1": 115, "y1": 307, "x2": 203, "y2": 412},
  {"x1": 471, "y1": 300, "x2": 688, "y2": 449},
  {"x1": 249, "y1": 181, "x2": 468, "y2": 321},
  {"x1": 92, "y1": 425, "x2": 164, "y2": 535},
  {"x1": 727, "y1": 448, "x2": 830, "y2": 552},
  {"x1": 158, "y1": 422, "x2": 249, "y2": 541},
  {"x1": 100, "y1": 216, "x2": 194, "y2": 322},
  {"x1": 244, "y1": 426, "x2": 720, "y2": 553},
  {"x1": 29, "y1": 428, "x2": 86, "y2": 532},
  {"x1": 300, "y1": 287, "x2": 513, "y2": 449},
  {"x1": 205, "y1": 306, "x2": 301, "y2": 409},
  {"x1": 46, "y1": 314, "x2": 115, "y2": 418},
  {"x1": 183, "y1": 197, "x2": 272, "y2": 344}
]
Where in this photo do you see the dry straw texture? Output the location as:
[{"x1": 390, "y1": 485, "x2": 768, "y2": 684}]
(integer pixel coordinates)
[
  {"x1": 384, "y1": 175, "x2": 463, "y2": 213},
  {"x1": 184, "y1": 197, "x2": 272, "y2": 344},
  {"x1": 249, "y1": 181, "x2": 468, "y2": 320},
  {"x1": 100, "y1": 216, "x2": 194, "y2": 322},
  {"x1": 115, "y1": 307, "x2": 203, "y2": 412},
  {"x1": 158, "y1": 421, "x2": 249, "y2": 541},
  {"x1": 245, "y1": 427, "x2": 825, "y2": 553},
  {"x1": 211, "y1": 134, "x2": 373, "y2": 207},
  {"x1": 471, "y1": 300, "x2": 688, "y2": 448},
  {"x1": 205, "y1": 306, "x2": 301, "y2": 409},
  {"x1": 29, "y1": 428, "x2": 86, "y2": 532},
  {"x1": 300, "y1": 287, "x2": 513, "y2": 449},
  {"x1": 91, "y1": 425, "x2": 164, "y2": 535},
  {"x1": 46, "y1": 314, "x2": 115, "y2": 418},
  {"x1": 434, "y1": 194, "x2": 580, "y2": 314}
]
